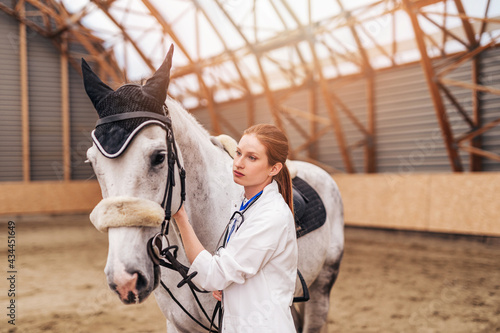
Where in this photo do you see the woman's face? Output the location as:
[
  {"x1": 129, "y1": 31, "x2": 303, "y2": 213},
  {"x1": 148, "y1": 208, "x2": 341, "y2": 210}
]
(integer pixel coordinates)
[{"x1": 233, "y1": 134, "x2": 278, "y2": 194}]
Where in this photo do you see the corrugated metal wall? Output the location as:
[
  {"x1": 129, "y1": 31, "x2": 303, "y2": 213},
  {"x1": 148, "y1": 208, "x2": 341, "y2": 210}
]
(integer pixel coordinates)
[
  {"x1": 0, "y1": 12, "x2": 97, "y2": 182},
  {"x1": 480, "y1": 50, "x2": 500, "y2": 172},
  {"x1": 27, "y1": 26, "x2": 63, "y2": 181},
  {"x1": 0, "y1": 10, "x2": 23, "y2": 181},
  {"x1": 192, "y1": 48, "x2": 500, "y2": 173},
  {"x1": 375, "y1": 60, "x2": 472, "y2": 173}
]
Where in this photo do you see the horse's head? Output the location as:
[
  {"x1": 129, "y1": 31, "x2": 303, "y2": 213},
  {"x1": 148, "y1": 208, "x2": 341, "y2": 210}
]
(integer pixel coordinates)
[{"x1": 83, "y1": 45, "x2": 183, "y2": 304}]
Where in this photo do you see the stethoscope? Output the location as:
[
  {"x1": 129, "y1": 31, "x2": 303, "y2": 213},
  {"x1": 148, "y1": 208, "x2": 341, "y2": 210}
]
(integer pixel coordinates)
[
  {"x1": 211, "y1": 190, "x2": 263, "y2": 329},
  {"x1": 215, "y1": 191, "x2": 263, "y2": 252}
]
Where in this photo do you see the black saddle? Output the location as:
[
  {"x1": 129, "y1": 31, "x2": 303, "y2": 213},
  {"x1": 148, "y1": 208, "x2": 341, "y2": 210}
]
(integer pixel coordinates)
[{"x1": 292, "y1": 176, "x2": 327, "y2": 238}]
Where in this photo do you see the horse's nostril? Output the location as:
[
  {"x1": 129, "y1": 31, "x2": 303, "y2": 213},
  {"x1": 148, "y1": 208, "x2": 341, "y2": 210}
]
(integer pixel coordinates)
[
  {"x1": 126, "y1": 291, "x2": 136, "y2": 304},
  {"x1": 134, "y1": 271, "x2": 148, "y2": 291}
]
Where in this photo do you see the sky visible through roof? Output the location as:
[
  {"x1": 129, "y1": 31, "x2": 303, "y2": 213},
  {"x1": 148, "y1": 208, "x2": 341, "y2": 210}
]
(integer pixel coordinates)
[{"x1": 62, "y1": 0, "x2": 500, "y2": 107}]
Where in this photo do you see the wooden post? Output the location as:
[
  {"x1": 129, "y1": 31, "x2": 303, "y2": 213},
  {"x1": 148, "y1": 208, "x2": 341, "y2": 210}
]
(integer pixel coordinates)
[
  {"x1": 61, "y1": 39, "x2": 71, "y2": 181},
  {"x1": 308, "y1": 81, "x2": 318, "y2": 160},
  {"x1": 470, "y1": 56, "x2": 482, "y2": 171},
  {"x1": 19, "y1": 9, "x2": 30, "y2": 182},
  {"x1": 247, "y1": 95, "x2": 254, "y2": 129},
  {"x1": 198, "y1": 76, "x2": 221, "y2": 135},
  {"x1": 365, "y1": 74, "x2": 376, "y2": 173},
  {"x1": 403, "y1": 0, "x2": 463, "y2": 172}
]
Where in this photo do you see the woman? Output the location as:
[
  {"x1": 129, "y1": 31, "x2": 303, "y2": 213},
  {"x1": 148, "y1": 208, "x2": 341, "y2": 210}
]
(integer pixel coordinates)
[{"x1": 173, "y1": 124, "x2": 298, "y2": 332}]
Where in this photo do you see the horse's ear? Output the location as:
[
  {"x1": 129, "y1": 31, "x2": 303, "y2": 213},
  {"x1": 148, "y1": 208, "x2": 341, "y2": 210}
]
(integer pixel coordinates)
[
  {"x1": 81, "y1": 58, "x2": 114, "y2": 109},
  {"x1": 142, "y1": 44, "x2": 174, "y2": 104}
]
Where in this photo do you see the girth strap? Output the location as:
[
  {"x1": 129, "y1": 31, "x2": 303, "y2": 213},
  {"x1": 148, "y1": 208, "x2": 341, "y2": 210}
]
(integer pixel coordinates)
[{"x1": 293, "y1": 269, "x2": 310, "y2": 303}]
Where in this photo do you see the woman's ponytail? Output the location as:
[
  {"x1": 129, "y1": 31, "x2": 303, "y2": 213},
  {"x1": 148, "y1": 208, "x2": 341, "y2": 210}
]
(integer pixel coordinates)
[{"x1": 274, "y1": 164, "x2": 294, "y2": 215}]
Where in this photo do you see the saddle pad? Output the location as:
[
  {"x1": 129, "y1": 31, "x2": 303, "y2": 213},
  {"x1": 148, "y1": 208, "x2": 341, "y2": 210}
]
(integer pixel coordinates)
[{"x1": 292, "y1": 176, "x2": 327, "y2": 238}]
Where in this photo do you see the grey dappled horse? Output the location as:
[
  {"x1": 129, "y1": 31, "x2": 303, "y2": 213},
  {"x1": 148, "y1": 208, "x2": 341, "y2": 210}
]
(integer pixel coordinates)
[{"x1": 84, "y1": 46, "x2": 344, "y2": 332}]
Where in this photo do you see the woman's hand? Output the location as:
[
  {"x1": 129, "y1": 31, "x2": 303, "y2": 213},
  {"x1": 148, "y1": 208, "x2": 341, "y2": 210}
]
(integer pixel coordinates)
[
  {"x1": 171, "y1": 205, "x2": 205, "y2": 264},
  {"x1": 212, "y1": 290, "x2": 222, "y2": 302},
  {"x1": 173, "y1": 205, "x2": 188, "y2": 225}
]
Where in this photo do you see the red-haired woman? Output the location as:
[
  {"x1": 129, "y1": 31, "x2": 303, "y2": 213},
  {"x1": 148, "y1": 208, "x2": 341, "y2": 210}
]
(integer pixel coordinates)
[{"x1": 173, "y1": 124, "x2": 298, "y2": 332}]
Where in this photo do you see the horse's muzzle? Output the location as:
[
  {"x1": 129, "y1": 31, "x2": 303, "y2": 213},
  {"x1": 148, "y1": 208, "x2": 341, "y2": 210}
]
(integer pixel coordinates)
[{"x1": 109, "y1": 268, "x2": 159, "y2": 304}]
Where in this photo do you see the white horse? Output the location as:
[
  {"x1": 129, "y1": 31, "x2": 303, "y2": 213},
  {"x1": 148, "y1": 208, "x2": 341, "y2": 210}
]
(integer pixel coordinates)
[{"x1": 84, "y1": 47, "x2": 344, "y2": 332}]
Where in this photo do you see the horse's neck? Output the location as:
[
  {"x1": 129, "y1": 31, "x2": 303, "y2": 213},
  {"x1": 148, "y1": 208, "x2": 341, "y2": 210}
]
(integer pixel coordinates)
[
  {"x1": 168, "y1": 100, "x2": 239, "y2": 248},
  {"x1": 168, "y1": 100, "x2": 222, "y2": 183}
]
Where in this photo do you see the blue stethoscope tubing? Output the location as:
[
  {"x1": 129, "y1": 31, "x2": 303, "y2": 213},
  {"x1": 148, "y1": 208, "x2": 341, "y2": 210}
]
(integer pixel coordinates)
[{"x1": 215, "y1": 190, "x2": 263, "y2": 251}]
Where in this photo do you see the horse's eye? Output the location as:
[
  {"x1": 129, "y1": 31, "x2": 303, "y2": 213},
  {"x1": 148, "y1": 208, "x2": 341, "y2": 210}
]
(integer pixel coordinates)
[{"x1": 152, "y1": 153, "x2": 166, "y2": 166}]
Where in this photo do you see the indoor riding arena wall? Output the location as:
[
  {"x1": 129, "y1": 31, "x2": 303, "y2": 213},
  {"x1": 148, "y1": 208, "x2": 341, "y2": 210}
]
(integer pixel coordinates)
[
  {"x1": 0, "y1": 6, "x2": 499, "y2": 236},
  {"x1": 0, "y1": 10, "x2": 101, "y2": 215}
]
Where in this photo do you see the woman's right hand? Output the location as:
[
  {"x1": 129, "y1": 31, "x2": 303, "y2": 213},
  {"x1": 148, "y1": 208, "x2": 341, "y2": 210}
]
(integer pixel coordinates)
[{"x1": 212, "y1": 290, "x2": 222, "y2": 302}]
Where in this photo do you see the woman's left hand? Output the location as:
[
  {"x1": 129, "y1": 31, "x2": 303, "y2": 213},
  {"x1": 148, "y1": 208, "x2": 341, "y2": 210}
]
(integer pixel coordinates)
[{"x1": 212, "y1": 290, "x2": 222, "y2": 302}]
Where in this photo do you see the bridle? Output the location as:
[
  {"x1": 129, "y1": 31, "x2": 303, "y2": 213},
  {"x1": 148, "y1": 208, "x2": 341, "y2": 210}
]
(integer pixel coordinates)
[{"x1": 95, "y1": 105, "x2": 220, "y2": 332}]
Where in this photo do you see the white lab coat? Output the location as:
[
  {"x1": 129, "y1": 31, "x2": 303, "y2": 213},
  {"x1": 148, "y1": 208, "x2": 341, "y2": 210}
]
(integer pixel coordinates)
[{"x1": 189, "y1": 180, "x2": 298, "y2": 332}]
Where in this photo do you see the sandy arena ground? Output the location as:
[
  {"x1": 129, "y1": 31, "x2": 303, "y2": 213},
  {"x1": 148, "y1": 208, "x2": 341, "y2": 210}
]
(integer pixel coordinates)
[{"x1": 1, "y1": 214, "x2": 499, "y2": 333}]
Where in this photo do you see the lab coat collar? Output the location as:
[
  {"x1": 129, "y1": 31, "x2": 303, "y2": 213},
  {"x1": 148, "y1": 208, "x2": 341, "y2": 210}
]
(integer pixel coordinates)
[{"x1": 232, "y1": 180, "x2": 279, "y2": 212}]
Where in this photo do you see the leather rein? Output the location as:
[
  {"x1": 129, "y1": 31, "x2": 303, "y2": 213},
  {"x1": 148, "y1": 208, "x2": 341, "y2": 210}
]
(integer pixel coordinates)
[{"x1": 96, "y1": 106, "x2": 219, "y2": 332}]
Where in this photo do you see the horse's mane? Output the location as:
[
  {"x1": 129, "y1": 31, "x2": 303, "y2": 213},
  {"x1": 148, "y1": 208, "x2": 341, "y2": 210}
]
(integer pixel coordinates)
[
  {"x1": 166, "y1": 97, "x2": 211, "y2": 140},
  {"x1": 166, "y1": 97, "x2": 237, "y2": 165}
]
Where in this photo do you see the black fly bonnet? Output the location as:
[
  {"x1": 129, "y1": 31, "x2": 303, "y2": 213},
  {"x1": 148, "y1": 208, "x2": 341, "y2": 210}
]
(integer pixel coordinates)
[
  {"x1": 83, "y1": 55, "x2": 171, "y2": 159},
  {"x1": 84, "y1": 45, "x2": 185, "y2": 232}
]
